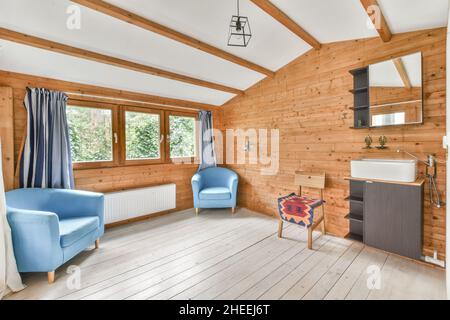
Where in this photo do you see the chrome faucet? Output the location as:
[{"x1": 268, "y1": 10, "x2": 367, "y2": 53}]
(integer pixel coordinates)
[
  {"x1": 396, "y1": 149, "x2": 436, "y2": 167},
  {"x1": 396, "y1": 149, "x2": 444, "y2": 208}
]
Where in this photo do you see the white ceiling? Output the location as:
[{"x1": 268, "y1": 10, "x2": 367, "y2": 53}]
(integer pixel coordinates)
[
  {"x1": 105, "y1": 0, "x2": 312, "y2": 71},
  {"x1": 377, "y1": 0, "x2": 449, "y2": 34},
  {"x1": 0, "y1": 0, "x2": 448, "y2": 106},
  {"x1": 271, "y1": 0, "x2": 379, "y2": 43},
  {"x1": 0, "y1": 39, "x2": 235, "y2": 104},
  {"x1": 370, "y1": 52, "x2": 422, "y2": 88}
]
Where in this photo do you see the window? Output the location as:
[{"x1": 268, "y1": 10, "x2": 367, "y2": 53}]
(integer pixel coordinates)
[
  {"x1": 67, "y1": 105, "x2": 114, "y2": 164},
  {"x1": 371, "y1": 112, "x2": 406, "y2": 127},
  {"x1": 67, "y1": 102, "x2": 198, "y2": 168},
  {"x1": 168, "y1": 113, "x2": 197, "y2": 159},
  {"x1": 125, "y1": 110, "x2": 161, "y2": 161}
]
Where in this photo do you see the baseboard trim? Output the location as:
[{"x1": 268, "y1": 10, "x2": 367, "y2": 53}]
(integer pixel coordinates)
[{"x1": 105, "y1": 208, "x2": 181, "y2": 229}]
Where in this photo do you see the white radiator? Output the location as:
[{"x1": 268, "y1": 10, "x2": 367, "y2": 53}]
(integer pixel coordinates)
[{"x1": 104, "y1": 184, "x2": 176, "y2": 224}]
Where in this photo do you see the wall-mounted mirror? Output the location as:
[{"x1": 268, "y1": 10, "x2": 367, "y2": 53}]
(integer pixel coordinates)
[{"x1": 369, "y1": 52, "x2": 423, "y2": 127}]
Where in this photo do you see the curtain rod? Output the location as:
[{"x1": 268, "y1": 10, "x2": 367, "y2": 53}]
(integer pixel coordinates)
[{"x1": 66, "y1": 92, "x2": 202, "y2": 112}]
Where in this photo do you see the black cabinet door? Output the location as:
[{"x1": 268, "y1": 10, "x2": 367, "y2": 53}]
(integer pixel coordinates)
[{"x1": 364, "y1": 182, "x2": 423, "y2": 260}]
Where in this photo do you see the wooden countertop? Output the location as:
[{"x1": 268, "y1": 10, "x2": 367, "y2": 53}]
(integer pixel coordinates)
[{"x1": 344, "y1": 177, "x2": 425, "y2": 186}]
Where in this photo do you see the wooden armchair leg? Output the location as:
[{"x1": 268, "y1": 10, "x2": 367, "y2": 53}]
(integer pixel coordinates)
[
  {"x1": 231, "y1": 207, "x2": 236, "y2": 214},
  {"x1": 278, "y1": 220, "x2": 283, "y2": 238},
  {"x1": 95, "y1": 239, "x2": 100, "y2": 249},
  {"x1": 48, "y1": 271, "x2": 55, "y2": 284},
  {"x1": 195, "y1": 208, "x2": 200, "y2": 215}
]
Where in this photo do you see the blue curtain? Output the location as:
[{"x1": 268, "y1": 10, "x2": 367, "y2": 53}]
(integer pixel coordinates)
[
  {"x1": 198, "y1": 110, "x2": 217, "y2": 171},
  {"x1": 20, "y1": 88, "x2": 74, "y2": 189}
]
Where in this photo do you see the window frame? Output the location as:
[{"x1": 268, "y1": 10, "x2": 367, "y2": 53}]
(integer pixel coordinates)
[
  {"x1": 165, "y1": 110, "x2": 199, "y2": 164},
  {"x1": 67, "y1": 100, "x2": 120, "y2": 170},
  {"x1": 67, "y1": 100, "x2": 200, "y2": 170},
  {"x1": 120, "y1": 106, "x2": 166, "y2": 166}
]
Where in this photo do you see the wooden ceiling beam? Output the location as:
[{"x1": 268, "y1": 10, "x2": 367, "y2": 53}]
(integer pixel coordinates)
[
  {"x1": 393, "y1": 58, "x2": 412, "y2": 89},
  {"x1": 360, "y1": 0, "x2": 392, "y2": 42},
  {"x1": 71, "y1": 0, "x2": 275, "y2": 77},
  {"x1": 0, "y1": 28, "x2": 243, "y2": 95},
  {"x1": 250, "y1": 0, "x2": 321, "y2": 50},
  {"x1": 0, "y1": 69, "x2": 220, "y2": 111}
]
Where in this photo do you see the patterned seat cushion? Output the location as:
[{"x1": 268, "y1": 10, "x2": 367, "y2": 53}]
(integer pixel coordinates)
[{"x1": 278, "y1": 193, "x2": 324, "y2": 227}]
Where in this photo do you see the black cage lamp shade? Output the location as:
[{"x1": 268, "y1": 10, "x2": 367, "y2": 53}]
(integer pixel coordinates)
[{"x1": 228, "y1": 0, "x2": 252, "y2": 47}]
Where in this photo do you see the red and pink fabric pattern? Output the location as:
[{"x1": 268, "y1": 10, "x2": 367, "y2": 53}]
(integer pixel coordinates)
[{"x1": 278, "y1": 193, "x2": 324, "y2": 228}]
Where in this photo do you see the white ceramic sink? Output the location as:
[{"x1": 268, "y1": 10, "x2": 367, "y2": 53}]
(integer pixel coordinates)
[{"x1": 351, "y1": 159, "x2": 418, "y2": 183}]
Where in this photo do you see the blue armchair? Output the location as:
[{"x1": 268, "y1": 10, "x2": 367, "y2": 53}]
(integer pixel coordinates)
[
  {"x1": 5, "y1": 188, "x2": 104, "y2": 283},
  {"x1": 191, "y1": 167, "x2": 238, "y2": 214}
]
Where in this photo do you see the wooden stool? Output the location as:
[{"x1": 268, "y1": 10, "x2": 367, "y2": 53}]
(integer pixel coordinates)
[{"x1": 278, "y1": 171, "x2": 326, "y2": 250}]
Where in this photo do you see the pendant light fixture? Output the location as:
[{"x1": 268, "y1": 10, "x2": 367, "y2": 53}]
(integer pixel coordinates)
[{"x1": 228, "y1": 0, "x2": 252, "y2": 47}]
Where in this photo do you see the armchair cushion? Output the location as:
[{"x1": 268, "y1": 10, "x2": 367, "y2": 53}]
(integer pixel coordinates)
[
  {"x1": 59, "y1": 217, "x2": 100, "y2": 248},
  {"x1": 199, "y1": 187, "x2": 231, "y2": 200}
]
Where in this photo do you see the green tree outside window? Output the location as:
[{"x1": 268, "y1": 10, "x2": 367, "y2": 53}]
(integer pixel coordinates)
[{"x1": 67, "y1": 106, "x2": 112, "y2": 163}]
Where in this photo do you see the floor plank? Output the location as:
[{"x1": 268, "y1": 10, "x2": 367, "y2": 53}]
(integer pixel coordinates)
[
  {"x1": 215, "y1": 227, "x2": 322, "y2": 300},
  {"x1": 174, "y1": 226, "x2": 303, "y2": 300},
  {"x1": 302, "y1": 242, "x2": 364, "y2": 300},
  {"x1": 6, "y1": 208, "x2": 447, "y2": 300},
  {"x1": 258, "y1": 238, "x2": 348, "y2": 300},
  {"x1": 84, "y1": 218, "x2": 278, "y2": 300},
  {"x1": 280, "y1": 238, "x2": 353, "y2": 300},
  {"x1": 324, "y1": 246, "x2": 388, "y2": 300},
  {"x1": 366, "y1": 254, "x2": 447, "y2": 300}
]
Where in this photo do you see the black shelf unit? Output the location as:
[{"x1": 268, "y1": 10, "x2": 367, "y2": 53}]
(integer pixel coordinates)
[
  {"x1": 345, "y1": 180, "x2": 365, "y2": 242},
  {"x1": 349, "y1": 67, "x2": 370, "y2": 129}
]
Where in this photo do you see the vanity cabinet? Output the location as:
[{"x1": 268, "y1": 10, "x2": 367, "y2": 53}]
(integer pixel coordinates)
[{"x1": 346, "y1": 178, "x2": 424, "y2": 260}]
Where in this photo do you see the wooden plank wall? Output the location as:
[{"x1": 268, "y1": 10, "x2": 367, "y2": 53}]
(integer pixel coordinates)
[
  {"x1": 0, "y1": 86, "x2": 14, "y2": 191},
  {"x1": 0, "y1": 72, "x2": 222, "y2": 212},
  {"x1": 221, "y1": 28, "x2": 447, "y2": 260}
]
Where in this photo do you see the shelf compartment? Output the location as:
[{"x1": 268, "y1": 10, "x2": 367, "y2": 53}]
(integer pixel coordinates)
[
  {"x1": 349, "y1": 67, "x2": 368, "y2": 75},
  {"x1": 349, "y1": 87, "x2": 369, "y2": 94},
  {"x1": 345, "y1": 232, "x2": 364, "y2": 242},
  {"x1": 349, "y1": 126, "x2": 370, "y2": 130},
  {"x1": 350, "y1": 105, "x2": 369, "y2": 110},
  {"x1": 350, "y1": 67, "x2": 369, "y2": 90},
  {"x1": 345, "y1": 196, "x2": 364, "y2": 204},
  {"x1": 350, "y1": 180, "x2": 364, "y2": 200},
  {"x1": 345, "y1": 213, "x2": 364, "y2": 222}
]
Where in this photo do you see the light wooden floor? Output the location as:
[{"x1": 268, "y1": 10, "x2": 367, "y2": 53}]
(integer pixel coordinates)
[{"x1": 7, "y1": 208, "x2": 446, "y2": 300}]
